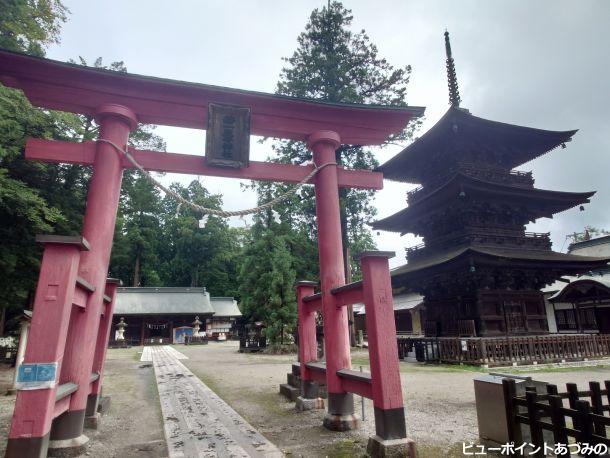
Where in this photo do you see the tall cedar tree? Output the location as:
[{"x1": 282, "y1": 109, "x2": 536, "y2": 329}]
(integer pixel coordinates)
[
  {"x1": 237, "y1": 206, "x2": 297, "y2": 344},
  {"x1": 246, "y1": 1, "x2": 419, "y2": 343},
  {"x1": 269, "y1": 1, "x2": 420, "y2": 276}
]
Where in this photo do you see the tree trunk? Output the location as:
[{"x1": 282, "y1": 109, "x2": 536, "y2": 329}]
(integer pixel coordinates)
[
  {"x1": 0, "y1": 307, "x2": 5, "y2": 336},
  {"x1": 133, "y1": 253, "x2": 141, "y2": 287},
  {"x1": 191, "y1": 267, "x2": 199, "y2": 287}
]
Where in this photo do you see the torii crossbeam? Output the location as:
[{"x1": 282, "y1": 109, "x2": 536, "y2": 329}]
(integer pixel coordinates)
[{"x1": 0, "y1": 49, "x2": 424, "y2": 458}]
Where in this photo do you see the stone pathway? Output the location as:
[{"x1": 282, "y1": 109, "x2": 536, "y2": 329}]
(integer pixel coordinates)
[
  {"x1": 150, "y1": 346, "x2": 283, "y2": 457},
  {"x1": 141, "y1": 345, "x2": 189, "y2": 362}
]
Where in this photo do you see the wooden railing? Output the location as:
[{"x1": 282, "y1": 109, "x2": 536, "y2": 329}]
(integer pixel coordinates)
[
  {"x1": 405, "y1": 231, "x2": 551, "y2": 262},
  {"x1": 397, "y1": 334, "x2": 610, "y2": 366},
  {"x1": 503, "y1": 378, "x2": 610, "y2": 456},
  {"x1": 406, "y1": 165, "x2": 534, "y2": 204}
]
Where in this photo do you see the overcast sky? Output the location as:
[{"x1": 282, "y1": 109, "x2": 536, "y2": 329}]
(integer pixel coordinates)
[{"x1": 46, "y1": 0, "x2": 610, "y2": 267}]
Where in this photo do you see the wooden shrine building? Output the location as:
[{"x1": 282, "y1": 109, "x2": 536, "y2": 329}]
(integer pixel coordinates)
[
  {"x1": 544, "y1": 236, "x2": 610, "y2": 334},
  {"x1": 372, "y1": 32, "x2": 610, "y2": 337},
  {"x1": 112, "y1": 287, "x2": 241, "y2": 345}
]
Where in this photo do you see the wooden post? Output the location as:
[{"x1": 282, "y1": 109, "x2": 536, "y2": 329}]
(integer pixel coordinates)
[
  {"x1": 589, "y1": 381, "x2": 605, "y2": 437},
  {"x1": 566, "y1": 383, "x2": 579, "y2": 409},
  {"x1": 11, "y1": 317, "x2": 31, "y2": 392},
  {"x1": 296, "y1": 282, "x2": 318, "y2": 393},
  {"x1": 85, "y1": 279, "x2": 121, "y2": 427},
  {"x1": 6, "y1": 236, "x2": 88, "y2": 458},
  {"x1": 575, "y1": 400, "x2": 594, "y2": 452},
  {"x1": 525, "y1": 390, "x2": 544, "y2": 458},
  {"x1": 502, "y1": 379, "x2": 522, "y2": 446},
  {"x1": 548, "y1": 394, "x2": 569, "y2": 453},
  {"x1": 359, "y1": 251, "x2": 406, "y2": 441}
]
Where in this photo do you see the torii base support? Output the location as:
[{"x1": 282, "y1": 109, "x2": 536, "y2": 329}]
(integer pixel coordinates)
[
  {"x1": 367, "y1": 436, "x2": 417, "y2": 458},
  {"x1": 322, "y1": 393, "x2": 360, "y2": 431},
  {"x1": 295, "y1": 380, "x2": 324, "y2": 411}
]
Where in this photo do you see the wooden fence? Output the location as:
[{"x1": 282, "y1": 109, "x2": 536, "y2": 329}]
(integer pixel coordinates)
[
  {"x1": 503, "y1": 378, "x2": 610, "y2": 457},
  {"x1": 397, "y1": 334, "x2": 610, "y2": 366}
]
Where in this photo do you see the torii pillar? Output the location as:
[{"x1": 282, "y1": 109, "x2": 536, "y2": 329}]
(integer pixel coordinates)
[
  {"x1": 5, "y1": 103, "x2": 137, "y2": 457},
  {"x1": 49, "y1": 104, "x2": 137, "y2": 451},
  {"x1": 308, "y1": 130, "x2": 358, "y2": 430}
]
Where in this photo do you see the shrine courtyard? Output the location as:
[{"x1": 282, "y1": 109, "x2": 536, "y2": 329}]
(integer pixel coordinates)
[{"x1": 0, "y1": 342, "x2": 608, "y2": 458}]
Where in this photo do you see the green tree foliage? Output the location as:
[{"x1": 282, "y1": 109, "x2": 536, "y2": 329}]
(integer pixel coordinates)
[
  {"x1": 238, "y1": 213, "x2": 297, "y2": 344},
  {"x1": 265, "y1": 1, "x2": 418, "y2": 274},
  {"x1": 0, "y1": 0, "x2": 72, "y2": 330},
  {"x1": 239, "y1": 2, "x2": 418, "y2": 338},
  {"x1": 569, "y1": 226, "x2": 610, "y2": 243},
  {"x1": 0, "y1": 0, "x2": 68, "y2": 56},
  {"x1": 138, "y1": 180, "x2": 245, "y2": 297},
  {"x1": 0, "y1": 1, "x2": 172, "y2": 330}
]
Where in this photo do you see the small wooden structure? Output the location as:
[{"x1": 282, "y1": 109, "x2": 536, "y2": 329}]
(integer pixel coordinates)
[{"x1": 238, "y1": 322, "x2": 267, "y2": 353}]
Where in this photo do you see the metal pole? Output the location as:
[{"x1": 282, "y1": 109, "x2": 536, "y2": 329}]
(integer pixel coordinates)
[{"x1": 360, "y1": 365, "x2": 365, "y2": 420}]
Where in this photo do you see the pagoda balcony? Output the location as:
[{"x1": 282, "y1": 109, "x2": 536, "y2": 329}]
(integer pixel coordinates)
[
  {"x1": 405, "y1": 231, "x2": 551, "y2": 262},
  {"x1": 406, "y1": 164, "x2": 534, "y2": 204}
]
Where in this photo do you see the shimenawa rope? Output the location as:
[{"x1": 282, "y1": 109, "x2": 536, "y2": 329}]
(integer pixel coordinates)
[{"x1": 97, "y1": 139, "x2": 336, "y2": 218}]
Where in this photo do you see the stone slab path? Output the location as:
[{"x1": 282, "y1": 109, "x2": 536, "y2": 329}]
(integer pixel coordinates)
[
  {"x1": 149, "y1": 346, "x2": 283, "y2": 458},
  {"x1": 141, "y1": 345, "x2": 188, "y2": 362}
]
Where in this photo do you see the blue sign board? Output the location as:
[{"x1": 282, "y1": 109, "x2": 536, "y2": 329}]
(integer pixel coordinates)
[{"x1": 16, "y1": 362, "x2": 57, "y2": 390}]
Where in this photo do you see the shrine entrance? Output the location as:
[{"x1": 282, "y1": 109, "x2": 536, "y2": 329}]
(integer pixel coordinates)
[{"x1": 0, "y1": 49, "x2": 423, "y2": 457}]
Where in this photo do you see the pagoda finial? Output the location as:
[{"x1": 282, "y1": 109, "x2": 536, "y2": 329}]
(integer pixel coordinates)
[{"x1": 444, "y1": 30, "x2": 461, "y2": 108}]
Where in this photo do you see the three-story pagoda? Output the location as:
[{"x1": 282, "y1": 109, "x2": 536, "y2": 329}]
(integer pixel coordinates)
[{"x1": 372, "y1": 32, "x2": 609, "y2": 337}]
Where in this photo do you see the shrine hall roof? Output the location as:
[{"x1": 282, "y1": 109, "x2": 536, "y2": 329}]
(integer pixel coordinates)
[
  {"x1": 548, "y1": 276, "x2": 610, "y2": 302},
  {"x1": 210, "y1": 297, "x2": 241, "y2": 318},
  {"x1": 390, "y1": 247, "x2": 610, "y2": 282},
  {"x1": 378, "y1": 107, "x2": 577, "y2": 183},
  {"x1": 115, "y1": 287, "x2": 216, "y2": 316},
  {"x1": 354, "y1": 292, "x2": 423, "y2": 315},
  {"x1": 0, "y1": 49, "x2": 424, "y2": 145},
  {"x1": 371, "y1": 173, "x2": 594, "y2": 234}
]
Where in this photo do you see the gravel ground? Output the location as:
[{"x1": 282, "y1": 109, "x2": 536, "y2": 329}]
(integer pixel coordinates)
[
  {"x1": 0, "y1": 349, "x2": 166, "y2": 457},
  {"x1": 1, "y1": 343, "x2": 609, "y2": 457},
  {"x1": 179, "y1": 341, "x2": 610, "y2": 457}
]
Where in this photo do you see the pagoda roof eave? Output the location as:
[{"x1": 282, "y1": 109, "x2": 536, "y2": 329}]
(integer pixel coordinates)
[
  {"x1": 371, "y1": 173, "x2": 595, "y2": 233},
  {"x1": 390, "y1": 247, "x2": 610, "y2": 281},
  {"x1": 0, "y1": 49, "x2": 425, "y2": 145},
  {"x1": 378, "y1": 107, "x2": 577, "y2": 183}
]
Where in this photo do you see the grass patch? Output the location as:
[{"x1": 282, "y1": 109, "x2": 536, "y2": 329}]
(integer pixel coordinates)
[
  {"x1": 324, "y1": 439, "x2": 367, "y2": 457},
  {"x1": 190, "y1": 369, "x2": 290, "y2": 425},
  {"x1": 493, "y1": 363, "x2": 610, "y2": 374},
  {"x1": 416, "y1": 442, "x2": 466, "y2": 458}
]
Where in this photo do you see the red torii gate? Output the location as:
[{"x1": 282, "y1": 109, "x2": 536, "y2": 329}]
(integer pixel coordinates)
[{"x1": 0, "y1": 50, "x2": 424, "y2": 457}]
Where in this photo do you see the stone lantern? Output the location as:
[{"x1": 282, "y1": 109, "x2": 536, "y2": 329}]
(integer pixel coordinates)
[
  {"x1": 192, "y1": 316, "x2": 202, "y2": 336},
  {"x1": 116, "y1": 317, "x2": 128, "y2": 341}
]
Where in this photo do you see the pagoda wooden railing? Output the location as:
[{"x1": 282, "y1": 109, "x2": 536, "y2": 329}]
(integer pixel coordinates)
[
  {"x1": 406, "y1": 164, "x2": 534, "y2": 204},
  {"x1": 405, "y1": 231, "x2": 551, "y2": 261},
  {"x1": 396, "y1": 334, "x2": 610, "y2": 366}
]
